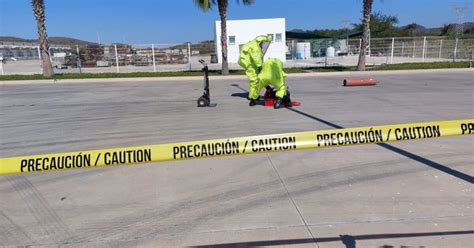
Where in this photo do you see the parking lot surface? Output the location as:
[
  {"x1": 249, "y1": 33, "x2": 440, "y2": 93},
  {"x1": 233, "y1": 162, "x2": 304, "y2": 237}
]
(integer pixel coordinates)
[{"x1": 0, "y1": 70, "x2": 473, "y2": 247}]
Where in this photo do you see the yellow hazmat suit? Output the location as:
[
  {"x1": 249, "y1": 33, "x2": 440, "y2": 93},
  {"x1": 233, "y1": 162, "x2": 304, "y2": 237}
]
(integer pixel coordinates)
[{"x1": 238, "y1": 35, "x2": 287, "y2": 100}]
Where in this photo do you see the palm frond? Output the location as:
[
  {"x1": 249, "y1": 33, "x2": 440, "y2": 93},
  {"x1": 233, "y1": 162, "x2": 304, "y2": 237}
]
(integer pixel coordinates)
[
  {"x1": 240, "y1": 0, "x2": 255, "y2": 5},
  {"x1": 194, "y1": 0, "x2": 213, "y2": 12}
]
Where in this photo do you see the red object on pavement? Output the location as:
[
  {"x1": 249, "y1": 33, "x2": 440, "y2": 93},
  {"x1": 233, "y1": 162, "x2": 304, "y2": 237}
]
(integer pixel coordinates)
[
  {"x1": 263, "y1": 97, "x2": 300, "y2": 107},
  {"x1": 291, "y1": 101, "x2": 301, "y2": 106},
  {"x1": 264, "y1": 98, "x2": 274, "y2": 107},
  {"x1": 343, "y1": 78, "x2": 378, "y2": 86}
]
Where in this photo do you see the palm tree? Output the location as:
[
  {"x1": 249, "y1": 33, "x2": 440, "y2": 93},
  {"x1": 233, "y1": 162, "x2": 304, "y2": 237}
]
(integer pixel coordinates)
[
  {"x1": 357, "y1": 0, "x2": 374, "y2": 71},
  {"x1": 194, "y1": 0, "x2": 255, "y2": 75},
  {"x1": 32, "y1": 0, "x2": 54, "y2": 77}
]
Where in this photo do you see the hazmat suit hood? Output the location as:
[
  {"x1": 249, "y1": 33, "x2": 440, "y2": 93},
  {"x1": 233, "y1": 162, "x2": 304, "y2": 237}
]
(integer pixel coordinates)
[
  {"x1": 238, "y1": 35, "x2": 273, "y2": 70},
  {"x1": 260, "y1": 41, "x2": 271, "y2": 56}
]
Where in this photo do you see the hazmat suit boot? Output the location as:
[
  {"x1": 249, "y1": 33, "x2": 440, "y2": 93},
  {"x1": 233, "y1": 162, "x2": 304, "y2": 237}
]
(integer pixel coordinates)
[
  {"x1": 249, "y1": 99, "x2": 256, "y2": 106},
  {"x1": 283, "y1": 90, "x2": 292, "y2": 107},
  {"x1": 274, "y1": 97, "x2": 283, "y2": 109}
]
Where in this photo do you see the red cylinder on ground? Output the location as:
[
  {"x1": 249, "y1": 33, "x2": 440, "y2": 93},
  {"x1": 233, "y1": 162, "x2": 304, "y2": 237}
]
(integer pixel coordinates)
[{"x1": 343, "y1": 78, "x2": 378, "y2": 86}]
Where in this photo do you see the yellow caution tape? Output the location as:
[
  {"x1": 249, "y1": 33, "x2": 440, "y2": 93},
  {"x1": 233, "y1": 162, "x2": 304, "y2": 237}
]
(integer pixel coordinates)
[{"x1": 0, "y1": 119, "x2": 473, "y2": 175}]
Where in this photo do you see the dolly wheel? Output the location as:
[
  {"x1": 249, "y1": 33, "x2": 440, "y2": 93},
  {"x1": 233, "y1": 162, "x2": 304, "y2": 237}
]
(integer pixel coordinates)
[{"x1": 197, "y1": 97, "x2": 209, "y2": 107}]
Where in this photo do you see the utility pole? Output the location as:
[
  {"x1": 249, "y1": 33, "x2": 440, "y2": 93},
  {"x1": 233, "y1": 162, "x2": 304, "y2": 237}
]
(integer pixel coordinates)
[
  {"x1": 341, "y1": 19, "x2": 351, "y2": 54},
  {"x1": 452, "y1": 5, "x2": 467, "y2": 61},
  {"x1": 452, "y1": 5, "x2": 466, "y2": 39}
]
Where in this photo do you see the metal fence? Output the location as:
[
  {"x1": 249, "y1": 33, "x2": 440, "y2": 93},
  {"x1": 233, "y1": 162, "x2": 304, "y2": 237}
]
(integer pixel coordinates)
[
  {"x1": 284, "y1": 36, "x2": 473, "y2": 68},
  {"x1": 57, "y1": 42, "x2": 215, "y2": 73},
  {"x1": 0, "y1": 36, "x2": 473, "y2": 75},
  {"x1": 285, "y1": 37, "x2": 474, "y2": 60}
]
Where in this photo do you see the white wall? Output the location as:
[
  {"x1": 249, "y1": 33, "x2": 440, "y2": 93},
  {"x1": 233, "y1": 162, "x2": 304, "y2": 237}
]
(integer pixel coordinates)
[{"x1": 215, "y1": 18, "x2": 286, "y2": 64}]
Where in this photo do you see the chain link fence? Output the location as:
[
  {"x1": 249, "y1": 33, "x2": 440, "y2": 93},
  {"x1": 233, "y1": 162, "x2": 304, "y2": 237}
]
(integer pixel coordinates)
[
  {"x1": 285, "y1": 36, "x2": 473, "y2": 67},
  {"x1": 1, "y1": 36, "x2": 473, "y2": 75}
]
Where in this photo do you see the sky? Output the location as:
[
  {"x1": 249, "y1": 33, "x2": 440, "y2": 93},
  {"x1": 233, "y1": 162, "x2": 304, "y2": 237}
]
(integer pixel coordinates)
[{"x1": 0, "y1": 0, "x2": 472, "y2": 44}]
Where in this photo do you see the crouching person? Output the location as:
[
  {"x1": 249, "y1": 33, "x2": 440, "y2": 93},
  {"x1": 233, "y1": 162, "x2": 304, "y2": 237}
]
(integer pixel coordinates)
[{"x1": 238, "y1": 35, "x2": 291, "y2": 108}]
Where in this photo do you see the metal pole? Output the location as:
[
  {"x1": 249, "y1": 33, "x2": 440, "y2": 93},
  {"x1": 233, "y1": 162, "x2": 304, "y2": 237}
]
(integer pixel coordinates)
[
  {"x1": 37, "y1": 46, "x2": 41, "y2": 60},
  {"x1": 390, "y1": 37, "x2": 395, "y2": 64},
  {"x1": 48, "y1": 47, "x2": 53, "y2": 63},
  {"x1": 368, "y1": 28, "x2": 371, "y2": 56},
  {"x1": 325, "y1": 51, "x2": 328, "y2": 67},
  {"x1": 359, "y1": 39, "x2": 362, "y2": 55},
  {"x1": 37, "y1": 46, "x2": 43, "y2": 74},
  {"x1": 422, "y1": 36, "x2": 426, "y2": 62},
  {"x1": 188, "y1": 42, "x2": 191, "y2": 71},
  {"x1": 439, "y1": 39, "x2": 443, "y2": 59},
  {"x1": 0, "y1": 60, "x2": 4, "y2": 75},
  {"x1": 292, "y1": 40, "x2": 295, "y2": 60},
  {"x1": 401, "y1": 42, "x2": 405, "y2": 57},
  {"x1": 151, "y1": 44, "x2": 156, "y2": 72},
  {"x1": 413, "y1": 39, "x2": 416, "y2": 58},
  {"x1": 346, "y1": 36, "x2": 349, "y2": 54},
  {"x1": 453, "y1": 38, "x2": 458, "y2": 62},
  {"x1": 114, "y1": 44, "x2": 119, "y2": 73},
  {"x1": 76, "y1": 45, "x2": 82, "y2": 74}
]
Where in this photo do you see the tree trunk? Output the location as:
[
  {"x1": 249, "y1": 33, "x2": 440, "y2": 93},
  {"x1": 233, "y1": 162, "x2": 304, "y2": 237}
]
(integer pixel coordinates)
[
  {"x1": 218, "y1": 0, "x2": 229, "y2": 75},
  {"x1": 357, "y1": 0, "x2": 373, "y2": 71},
  {"x1": 32, "y1": 0, "x2": 54, "y2": 77}
]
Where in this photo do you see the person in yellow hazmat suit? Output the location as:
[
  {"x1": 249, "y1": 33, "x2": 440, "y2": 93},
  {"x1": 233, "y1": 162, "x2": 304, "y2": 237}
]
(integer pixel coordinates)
[{"x1": 238, "y1": 35, "x2": 291, "y2": 109}]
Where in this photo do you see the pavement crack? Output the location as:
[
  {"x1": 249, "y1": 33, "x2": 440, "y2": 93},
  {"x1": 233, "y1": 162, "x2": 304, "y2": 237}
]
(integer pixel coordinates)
[{"x1": 266, "y1": 154, "x2": 320, "y2": 248}]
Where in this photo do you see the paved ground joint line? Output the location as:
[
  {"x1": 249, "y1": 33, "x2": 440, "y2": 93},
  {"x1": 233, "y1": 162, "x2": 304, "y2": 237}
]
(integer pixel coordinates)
[{"x1": 266, "y1": 154, "x2": 320, "y2": 248}]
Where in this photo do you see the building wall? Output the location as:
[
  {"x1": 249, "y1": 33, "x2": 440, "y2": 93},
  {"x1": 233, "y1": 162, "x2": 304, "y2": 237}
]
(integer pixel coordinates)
[{"x1": 214, "y1": 18, "x2": 286, "y2": 64}]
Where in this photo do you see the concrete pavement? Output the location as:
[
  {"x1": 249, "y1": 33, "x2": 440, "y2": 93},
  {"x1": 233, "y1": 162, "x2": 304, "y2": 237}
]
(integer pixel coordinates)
[{"x1": 0, "y1": 70, "x2": 473, "y2": 247}]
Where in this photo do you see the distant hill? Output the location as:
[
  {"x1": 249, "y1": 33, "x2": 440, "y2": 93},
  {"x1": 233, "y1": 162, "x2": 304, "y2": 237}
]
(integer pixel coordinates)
[
  {"x1": 399, "y1": 24, "x2": 442, "y2": 34},
  {"x1": 291, "y1": 22, "x2": 474, "y2": 38},
  {"x1": 0, "y1": 36, "x2": 96, "y2": 47},
  {"x1": 400, "y1": 22, "x2": 474, "y2": 34}
]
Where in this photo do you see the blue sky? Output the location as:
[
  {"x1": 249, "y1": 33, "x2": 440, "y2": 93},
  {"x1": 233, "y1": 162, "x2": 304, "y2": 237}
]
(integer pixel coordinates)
[{"x1": 0, "y1": 0, "x2": 472, "y2": 44}]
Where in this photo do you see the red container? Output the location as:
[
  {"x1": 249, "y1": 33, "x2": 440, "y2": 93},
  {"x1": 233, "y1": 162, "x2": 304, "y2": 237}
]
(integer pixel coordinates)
[
  {"x1": 343, "y1": 78, "x2": 378, "y2": 86},
  {"x1": 264, "y1": 98, "x2": 274, "y2": 107},
  {"x1": 263, "y1": 97, "x2": 301, "y2": 107}
]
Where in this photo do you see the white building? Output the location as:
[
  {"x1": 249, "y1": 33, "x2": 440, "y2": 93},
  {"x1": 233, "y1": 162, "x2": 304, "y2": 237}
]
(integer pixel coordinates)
[{"x1": 214, "y1": 18, "x2": 286, "y2": 64}]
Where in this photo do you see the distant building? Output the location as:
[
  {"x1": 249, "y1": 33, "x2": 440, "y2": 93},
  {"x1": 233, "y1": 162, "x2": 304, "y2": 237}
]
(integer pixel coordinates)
[{"x1": 214, "y1": 18, "x2": 286, "y2": 63}]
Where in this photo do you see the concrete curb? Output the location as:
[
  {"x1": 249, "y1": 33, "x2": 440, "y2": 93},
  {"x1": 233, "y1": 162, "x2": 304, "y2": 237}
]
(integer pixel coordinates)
[{"x1": 1, "y1": 68, "x2": 472, "y2": 85}]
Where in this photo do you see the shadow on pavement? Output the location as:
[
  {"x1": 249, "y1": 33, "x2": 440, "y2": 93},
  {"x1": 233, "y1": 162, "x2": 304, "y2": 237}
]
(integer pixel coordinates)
[
  {"x1": 189, "y1": 230, "x2": 474, "y2": 248},
  {"x1": 230, "y1": 92, "x2": 248, "y2": 99},
  {"x1": 230, "y1": 83, "x2": 473, "y2": 184},
  {"x1": 286, "y1": 108, "x2": 474, "y2": 184}
]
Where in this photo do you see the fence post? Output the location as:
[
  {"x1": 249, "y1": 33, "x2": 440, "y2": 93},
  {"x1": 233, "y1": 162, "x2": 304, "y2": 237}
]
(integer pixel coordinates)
[
  {"x1": 453, "y1": 38, "x2": 458, "y2": 62},
  {"x1": 439, "y1": 39, "x2": 443, "y2": 59},
  {"x1": 358, "y1": 39, "x2": 362, "y2": 55},
  {"x1": 151, "y1": 44, "x2": 156, "y2": 72},
  {"x1": 401, "y1": 42, "x2": 405, "y2": 57},
  {"x1": 422, "y1": 36, "x2": 426, "y2": 62},
  {"x1": 0, "y1": 59, "x2": 4, "y2": 75},
  {"x1": 188, "y1": 42, "x2": 191, "y2": 71},
  {"x1": 368, "y1": 29, "x2": 371, "y2": 56},
  {"x1": 48, "y1": 47, "x2": 52, "y2": 63},
  {"x1": 76, "y1": 45, "x2": 82, "y2": 74},
  {"x1": 114, "y1": 44, "x2": 120, "y2": 73},
  {"x1": 390, "y1": 37, "x2": 395, "y2": 64},
  {"x1": 37, "y1": 46, "x2": 42, "y2": 60},
  {"x1": 37, "y1": 46, "x2": 43, "y2": 74},
  {"x1": 291, "y1": 40, "x2": 295, "y2": 60}
]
